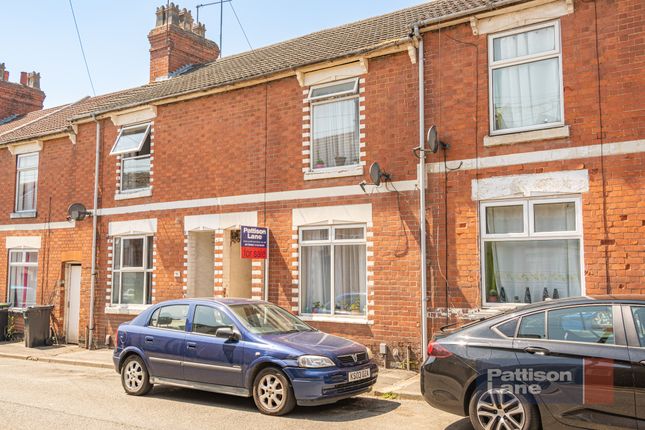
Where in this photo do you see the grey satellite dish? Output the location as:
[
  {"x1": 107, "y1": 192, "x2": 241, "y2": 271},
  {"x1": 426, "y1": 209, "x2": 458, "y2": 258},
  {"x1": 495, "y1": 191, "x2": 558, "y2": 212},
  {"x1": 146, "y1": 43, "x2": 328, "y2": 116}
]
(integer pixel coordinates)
[
  {"x1": 426, "y1": 125, "x2": 439, "y2": 153},
  {"x1": 67, "y1": 203, "x2": 90, "y2": 221},
  {"x1": 369, "y1": 162, "x2": 391, "y2": 187}
]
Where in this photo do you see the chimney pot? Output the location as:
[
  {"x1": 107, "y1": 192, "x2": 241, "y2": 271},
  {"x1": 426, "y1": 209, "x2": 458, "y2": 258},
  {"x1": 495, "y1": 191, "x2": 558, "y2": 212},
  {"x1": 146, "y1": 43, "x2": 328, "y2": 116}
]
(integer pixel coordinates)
[
  {"x1": 0, "y1": 63, "x2": 6, "y2": 81},
  {"x1": 2, "y1": 71, "x2": 8, "y2": 81},
  {"x1": 20, "y1": 72, "x2": 28, "y2": 86},
  {"x1": 27, "y1": 72, "x2": 41, "y2": 89},
  {"x1": 155, "y1": 5, "x2": 166, "y2": 27}
]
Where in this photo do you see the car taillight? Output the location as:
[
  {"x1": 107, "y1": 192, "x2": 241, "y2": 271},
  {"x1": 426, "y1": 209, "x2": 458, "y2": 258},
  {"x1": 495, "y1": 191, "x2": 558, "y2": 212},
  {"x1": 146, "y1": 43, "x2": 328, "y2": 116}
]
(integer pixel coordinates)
[{"x1": 427, "y1": 341, "x2": 452, "y2": 358}]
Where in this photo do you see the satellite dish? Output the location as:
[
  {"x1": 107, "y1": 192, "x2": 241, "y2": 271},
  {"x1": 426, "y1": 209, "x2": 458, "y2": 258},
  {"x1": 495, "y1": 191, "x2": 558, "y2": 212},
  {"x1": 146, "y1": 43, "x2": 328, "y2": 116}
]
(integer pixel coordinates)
[
  {"x1": 67, "y1": 203, "x2": 90, "y2": 221},
  {"x1": 426, "y1": 125, "x2": 439, "y2": 153},
  {"x1": 369, "y1": 162, "x2": 391, "y2": 187}
]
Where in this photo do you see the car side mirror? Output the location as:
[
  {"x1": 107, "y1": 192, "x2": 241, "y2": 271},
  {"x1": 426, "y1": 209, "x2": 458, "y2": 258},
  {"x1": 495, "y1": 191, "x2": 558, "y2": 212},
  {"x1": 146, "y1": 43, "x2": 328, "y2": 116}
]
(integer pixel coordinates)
[{"x1": 215, "y1": 326, "x2": 239, "y2": 341}]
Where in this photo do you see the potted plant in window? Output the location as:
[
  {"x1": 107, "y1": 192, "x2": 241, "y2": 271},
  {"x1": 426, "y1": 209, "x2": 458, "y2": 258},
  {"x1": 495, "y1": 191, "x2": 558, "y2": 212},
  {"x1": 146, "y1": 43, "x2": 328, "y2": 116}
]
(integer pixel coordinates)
[
  {"x1": 488, "y1": 288, "x2": 499, "y2": 303},
  {"x1": 311, "y1": 301, "x2": 322, "y2": 313},
  {"x1": 314, "y1": 158, "x2": 325, "y2": 169}
]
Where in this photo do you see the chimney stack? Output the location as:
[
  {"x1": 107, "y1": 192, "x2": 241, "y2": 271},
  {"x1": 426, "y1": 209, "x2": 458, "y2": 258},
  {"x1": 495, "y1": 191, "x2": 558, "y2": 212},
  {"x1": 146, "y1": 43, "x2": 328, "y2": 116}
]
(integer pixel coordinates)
[
  {"x1": 148, "y1": 2, "x2": 220, "y2": 82},
  {"x1": 0, "y1": 63, "x2": 45, "y2": 119}
]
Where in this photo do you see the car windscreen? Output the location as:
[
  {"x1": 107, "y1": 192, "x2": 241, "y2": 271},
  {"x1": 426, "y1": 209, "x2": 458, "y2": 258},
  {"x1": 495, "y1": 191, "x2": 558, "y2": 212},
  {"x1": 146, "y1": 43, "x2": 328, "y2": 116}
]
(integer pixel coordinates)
[{"x1": 229, "y1": 303, "x2": 316, "y2": 335}]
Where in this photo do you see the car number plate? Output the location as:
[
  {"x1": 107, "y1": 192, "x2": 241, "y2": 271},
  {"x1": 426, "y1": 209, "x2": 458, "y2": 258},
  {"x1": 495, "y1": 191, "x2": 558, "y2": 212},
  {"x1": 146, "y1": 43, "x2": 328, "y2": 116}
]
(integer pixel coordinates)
[{"x1": 348, "y1": 368, "x2": 371, "y2": 382}]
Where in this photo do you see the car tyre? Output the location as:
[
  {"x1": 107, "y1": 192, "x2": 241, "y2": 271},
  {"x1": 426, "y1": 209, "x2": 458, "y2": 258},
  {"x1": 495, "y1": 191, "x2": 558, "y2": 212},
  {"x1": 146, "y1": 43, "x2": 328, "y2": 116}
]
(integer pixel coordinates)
[
  {"x1": 252, "y1": 367, "x2": 296, "y2": 416},
  {"x1": 121, "y1": 355, "x2": 152, "y2": 396},
  {"x1": 468, "y1": 384, "x2": 539, "y2": 430}
]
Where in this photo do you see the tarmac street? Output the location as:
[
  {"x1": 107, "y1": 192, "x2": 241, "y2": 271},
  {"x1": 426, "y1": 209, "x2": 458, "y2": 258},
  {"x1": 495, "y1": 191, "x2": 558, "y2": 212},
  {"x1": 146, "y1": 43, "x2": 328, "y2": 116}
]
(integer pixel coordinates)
[{"x1": 0, "y1": 357, "x2": 471, "y2": 430}]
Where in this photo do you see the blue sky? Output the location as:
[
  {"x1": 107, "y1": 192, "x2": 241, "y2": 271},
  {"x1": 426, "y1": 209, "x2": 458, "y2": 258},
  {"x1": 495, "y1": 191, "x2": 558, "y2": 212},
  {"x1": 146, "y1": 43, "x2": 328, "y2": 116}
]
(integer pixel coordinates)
[{"x1": 1, "y1": 1, "x2": 425, "y2": 107}]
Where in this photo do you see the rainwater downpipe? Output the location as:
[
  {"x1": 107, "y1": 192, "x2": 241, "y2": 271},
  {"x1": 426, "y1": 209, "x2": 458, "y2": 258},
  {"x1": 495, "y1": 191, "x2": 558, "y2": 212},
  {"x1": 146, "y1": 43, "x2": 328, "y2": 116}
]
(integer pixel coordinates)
[
  {"x1": 88, "y1": 115, "x2": 101, "y2": 349},
  {"x1": 414, "y1": 25, "x2": 429, "y2": 362}
]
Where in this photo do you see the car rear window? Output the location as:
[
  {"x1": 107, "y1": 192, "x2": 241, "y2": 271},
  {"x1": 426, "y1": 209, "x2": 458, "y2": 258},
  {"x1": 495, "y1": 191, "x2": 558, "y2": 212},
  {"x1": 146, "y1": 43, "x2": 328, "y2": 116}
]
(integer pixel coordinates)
[
  {"x1": 149, "y1": 305, "x2": 189, "y2": 331},
  {"x1": 518, "y1": 312, "x2": 545, "y2": 339},
  {"x1": 547, "y1": 305, "x2": 614, "y2": 344},
  {"x1": 495, "y1": 318, "x2": 518, "y2": 337}
]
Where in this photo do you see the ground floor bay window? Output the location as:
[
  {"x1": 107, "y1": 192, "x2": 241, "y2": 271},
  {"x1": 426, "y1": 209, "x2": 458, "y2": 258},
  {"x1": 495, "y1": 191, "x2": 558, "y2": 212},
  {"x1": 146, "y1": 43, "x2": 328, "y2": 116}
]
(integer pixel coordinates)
[
  {"x1": 300, "y1": 225, "x2": 367, "y2": 318},
  {"x1": 7, "y1": 250, "x2": 38, "y2": 308},
  {"x1": 481, "y1": 197, "x2": 583, "y2": 306},
  {"x1": 111, "y1": 236, "x2": 153, "y2": 305}
]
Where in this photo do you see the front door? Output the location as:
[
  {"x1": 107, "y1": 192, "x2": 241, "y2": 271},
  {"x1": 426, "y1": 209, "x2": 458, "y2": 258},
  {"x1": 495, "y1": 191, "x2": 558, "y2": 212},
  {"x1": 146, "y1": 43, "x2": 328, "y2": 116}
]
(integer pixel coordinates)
[
  {"x1": 184, "y1": 304, "x2": 244, "y2": 387},
  {"x1": 65, "y1": 265, "x2": 81, "y2": 344}
]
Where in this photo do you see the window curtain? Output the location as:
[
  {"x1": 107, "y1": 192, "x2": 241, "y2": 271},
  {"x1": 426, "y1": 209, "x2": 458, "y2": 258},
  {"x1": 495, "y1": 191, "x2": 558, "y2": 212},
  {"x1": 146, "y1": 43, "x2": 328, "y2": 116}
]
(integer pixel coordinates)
[
  {"x1": 334, "y1": 244, "x2": 366, "y2": 315},
  {"x1": 492, "y1": 27, "x2": 561, "y2": 131},
  {"x1": 8, "y1": 254, "x2": 37, "y2": 308},
  {"x1": 301, "y1": 246, "x2": 331, "y2": 313},
  {"x1": 312, "y1": 99, "x2": 359, "y2": 168},
  {"x1": 488, "y1": 240, "x2": 581, "y2": 303},
  {"x1": 17, "y1": 169, "x2": 37, "y2": 211}
]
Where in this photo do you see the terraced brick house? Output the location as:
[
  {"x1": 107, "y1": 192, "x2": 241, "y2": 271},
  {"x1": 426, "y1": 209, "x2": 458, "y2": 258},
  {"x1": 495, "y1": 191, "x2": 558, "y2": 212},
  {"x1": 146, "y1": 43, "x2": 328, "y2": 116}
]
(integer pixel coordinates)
[{"x1": 0, "y1": 0, "x2": 642, "y2": 368}]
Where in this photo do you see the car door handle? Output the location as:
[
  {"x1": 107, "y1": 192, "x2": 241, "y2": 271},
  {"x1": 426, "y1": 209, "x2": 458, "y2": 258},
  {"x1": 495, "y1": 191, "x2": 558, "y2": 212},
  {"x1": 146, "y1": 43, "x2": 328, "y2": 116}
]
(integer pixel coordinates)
[
  {"x1": 524, "y1": 346, "x2": 550, "y2": 356},
  {"x1": 187, "y1": 342, "x2": 197, "y2": 349},
  {"x1": 639, "y1": 360, "x2": 645, "y2": 367},
  {"x1": 144, "y1": 336, "x2": 154, "y2": 343}
]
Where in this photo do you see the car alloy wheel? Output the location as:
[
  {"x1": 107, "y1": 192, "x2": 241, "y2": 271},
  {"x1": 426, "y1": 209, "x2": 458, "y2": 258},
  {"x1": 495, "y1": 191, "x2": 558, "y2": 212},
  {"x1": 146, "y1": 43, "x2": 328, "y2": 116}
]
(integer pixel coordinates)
[
  {"x1": 252, "y1": 368, "x2": 295, "y2": 416},
  {"x1": 476, "y1": 388, "x2": 526, "y2": 430},
  {"x1": 120, "y1": 355, "x2": 152, "y2": 396},
  {"x1": 258, "y1": 374, "x2": 285, "y2": 411}
]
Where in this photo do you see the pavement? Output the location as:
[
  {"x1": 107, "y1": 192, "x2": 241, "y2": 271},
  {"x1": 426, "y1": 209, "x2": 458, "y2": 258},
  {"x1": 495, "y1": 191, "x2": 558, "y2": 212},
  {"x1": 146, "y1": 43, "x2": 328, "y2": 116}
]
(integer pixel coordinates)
[
  {"x1": 0, "y1": 355, "x2": 471, "y2": 430},
  {"x1": 0, "y1": 341, "x2": 423, "y2": 400}
]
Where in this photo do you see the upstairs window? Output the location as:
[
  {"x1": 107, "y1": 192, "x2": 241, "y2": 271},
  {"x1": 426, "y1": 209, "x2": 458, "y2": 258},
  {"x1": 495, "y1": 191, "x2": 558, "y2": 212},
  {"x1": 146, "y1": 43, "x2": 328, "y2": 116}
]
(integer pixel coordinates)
[
  {"x1": 111, "y1": 124, "x2": 151, "y2": 192},
  {"x1": 489, "y1": 21, "x2": 563, "y2": 134},
  {"x1": 309, "y1": 79, "x2": 359, "y2": 171},
  {"x1": 15, "y1": 153, "x2": 38, "y2": 213}
]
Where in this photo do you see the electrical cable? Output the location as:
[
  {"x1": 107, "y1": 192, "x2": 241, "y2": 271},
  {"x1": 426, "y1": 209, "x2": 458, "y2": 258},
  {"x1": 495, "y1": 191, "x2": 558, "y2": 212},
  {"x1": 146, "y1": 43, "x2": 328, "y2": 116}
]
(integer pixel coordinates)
[
  {"x1": 68, "y1": 0, "x2": 96, "y2": 96},
  {"x1": 229, "y1": 1, "x2": 254, "y2": 50}
]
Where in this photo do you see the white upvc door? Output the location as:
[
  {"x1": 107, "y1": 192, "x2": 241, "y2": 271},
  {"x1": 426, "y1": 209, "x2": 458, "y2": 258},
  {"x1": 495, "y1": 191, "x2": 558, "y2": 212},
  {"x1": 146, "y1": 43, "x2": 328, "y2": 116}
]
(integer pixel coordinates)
[{"x1": 66, "y1": 265, "x2": 82, "y2": 344}]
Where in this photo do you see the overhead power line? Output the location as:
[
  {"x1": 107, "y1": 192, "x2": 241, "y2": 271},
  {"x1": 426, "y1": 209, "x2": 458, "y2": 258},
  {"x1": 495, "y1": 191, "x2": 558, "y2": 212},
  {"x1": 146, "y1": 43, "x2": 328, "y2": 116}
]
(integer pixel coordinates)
[{"x1": 68, "y1": 0, "x2": 96, "y2": 96}]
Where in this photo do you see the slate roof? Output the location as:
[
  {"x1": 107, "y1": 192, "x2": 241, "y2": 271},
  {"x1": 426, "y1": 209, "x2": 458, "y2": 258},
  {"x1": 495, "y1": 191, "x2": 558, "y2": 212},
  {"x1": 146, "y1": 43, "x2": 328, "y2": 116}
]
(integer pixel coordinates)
[{"x1": 0, "y1": 0, "x2": 527, "y2": 145}]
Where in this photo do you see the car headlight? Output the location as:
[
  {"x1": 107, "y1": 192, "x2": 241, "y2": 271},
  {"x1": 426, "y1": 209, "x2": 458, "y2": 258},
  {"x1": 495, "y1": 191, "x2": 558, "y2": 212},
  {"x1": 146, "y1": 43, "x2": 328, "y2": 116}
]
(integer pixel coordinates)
[
  {"x1": 366, "y1": 348, "x2": 373, "y2": 360},
  {"x1": 297, "y1": 355, "x2": 335, "y2": 368}
]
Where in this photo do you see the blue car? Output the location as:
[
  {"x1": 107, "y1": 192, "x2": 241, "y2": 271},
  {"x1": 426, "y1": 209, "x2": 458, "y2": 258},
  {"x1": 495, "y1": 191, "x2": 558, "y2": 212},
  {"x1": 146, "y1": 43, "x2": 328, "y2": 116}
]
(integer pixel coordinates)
[{"x1": 113, "y1": 298, "x2": 377, "y2": 415}]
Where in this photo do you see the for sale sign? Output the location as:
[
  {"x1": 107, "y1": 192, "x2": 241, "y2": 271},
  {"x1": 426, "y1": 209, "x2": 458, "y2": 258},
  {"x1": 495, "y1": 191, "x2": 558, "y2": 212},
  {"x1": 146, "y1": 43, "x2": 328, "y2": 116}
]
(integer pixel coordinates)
[{"x1": 240, "y1": 226, "x2": 269, "y2": 259}]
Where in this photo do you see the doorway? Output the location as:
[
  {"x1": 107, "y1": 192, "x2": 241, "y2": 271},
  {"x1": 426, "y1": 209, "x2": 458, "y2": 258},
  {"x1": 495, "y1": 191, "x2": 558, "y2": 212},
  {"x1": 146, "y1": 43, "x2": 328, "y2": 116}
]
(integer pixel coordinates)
[
  {"x1": 65, "y1": 264, "x2": 81, "y2": 344},
  {"x1": 187, "y1": 231, "x2": 215, "y2": 298},
  {"x1": 223, "y1": 228, "x2": 252, "y2": 298}
]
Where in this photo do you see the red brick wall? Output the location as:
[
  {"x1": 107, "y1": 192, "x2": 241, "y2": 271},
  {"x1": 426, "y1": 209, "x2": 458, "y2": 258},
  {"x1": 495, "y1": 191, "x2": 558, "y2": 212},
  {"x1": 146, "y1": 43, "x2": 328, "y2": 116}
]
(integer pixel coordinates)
[
  {"x1": 422, "y1": 0, "x2": 645, "y2": 333},
  {"x1": 0, "y1": 80, "x2": 45, "y2": 119}
]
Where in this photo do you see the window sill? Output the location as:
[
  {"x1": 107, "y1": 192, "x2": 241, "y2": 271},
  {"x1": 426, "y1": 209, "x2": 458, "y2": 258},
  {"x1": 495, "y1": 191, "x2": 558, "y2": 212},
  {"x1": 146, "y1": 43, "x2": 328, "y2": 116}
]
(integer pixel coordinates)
[
  {"x1": 484, "y1": 125, "x2": 570, "y2": 147},
  {"x1": 304, "y1": 165, "x2": 363, "y2": 181},
  {"x1": 104, "y1": 304, "x2": 151, "y2": 315},
  {"x1": 299, "y1": 314, "x2": 372, "y2": 325},
  {"x1": 114, "y1": 188, "x2": 152, "y2": 201},
  {"x1": 10, "y1": 211, "x2": 37, "y2": 219}
]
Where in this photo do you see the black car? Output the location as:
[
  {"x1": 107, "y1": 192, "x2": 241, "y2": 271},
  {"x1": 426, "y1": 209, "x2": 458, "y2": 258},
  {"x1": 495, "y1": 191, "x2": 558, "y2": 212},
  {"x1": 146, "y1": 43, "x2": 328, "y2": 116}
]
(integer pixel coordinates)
[{"x1": 421, "y1": 296, "x2": 645, "y2": 430}]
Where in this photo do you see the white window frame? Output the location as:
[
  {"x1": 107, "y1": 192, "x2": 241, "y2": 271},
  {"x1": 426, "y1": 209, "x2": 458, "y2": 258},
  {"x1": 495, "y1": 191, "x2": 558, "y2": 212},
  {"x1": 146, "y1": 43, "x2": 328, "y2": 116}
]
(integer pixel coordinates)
[
  {"x1": 488, "y1": 20, "x2": 565, "y2": 135},
  {"x1": 308, "y1": 78, "x2": 360, "y2": 173},
  {"x1": 114, "y1": 123, "x2": 152, "y2": 194},
  {"x1": 15, "y1": 152, "x2": 38, "y2": 213},
  {"x1": 109, "y1": 123, "x2": 151, "y2": 156},
  {"x1": 298, "y1": 224, "x2": 368, "y2": 319},
  {"x1": 480, "y1": 195, "x2": 585, "y2": 307},
  {"x1": 7, "y1": 249, "x2": 38, "y2": 308},
  {"x1": 111, "y1": 235, "x2": 153, "y2": 306}
]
